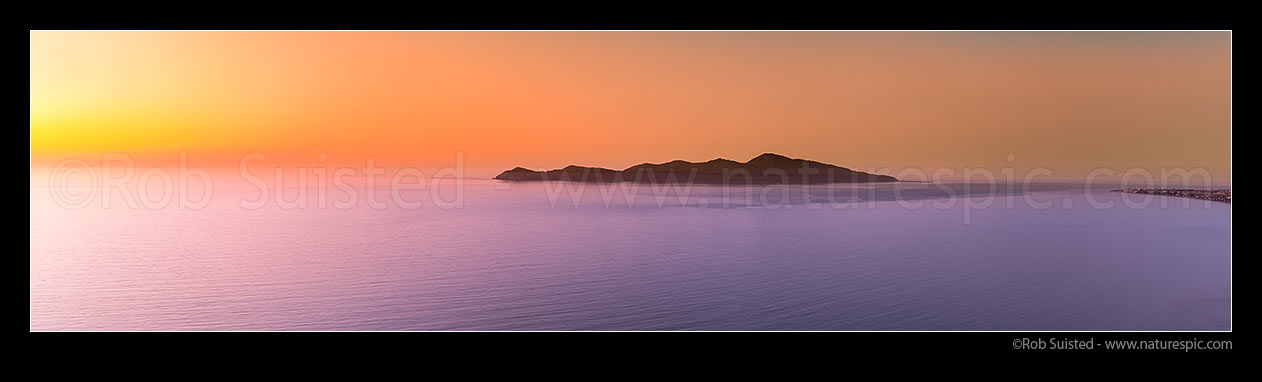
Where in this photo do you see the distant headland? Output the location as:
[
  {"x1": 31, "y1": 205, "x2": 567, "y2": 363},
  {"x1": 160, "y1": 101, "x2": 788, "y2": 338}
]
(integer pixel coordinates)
[
  {"x1": 1112, "y1": 188, "x2": 1231, "y2": 204},
  {"x1": 494, "y1": 153, "x2": 898, "y2": 184}
]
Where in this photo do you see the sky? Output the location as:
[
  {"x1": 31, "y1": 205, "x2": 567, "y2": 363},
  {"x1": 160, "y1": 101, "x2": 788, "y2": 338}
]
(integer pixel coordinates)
[{"x1": 30, "y1": 31, "x2": 1231, "y2": 181}]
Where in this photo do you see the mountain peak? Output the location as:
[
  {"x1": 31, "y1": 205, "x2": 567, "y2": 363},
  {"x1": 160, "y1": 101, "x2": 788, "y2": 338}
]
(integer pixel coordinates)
[
  {"x1": 746, "y1": 153, "x2": 796, "y2": 167},
  {"x1": 751, "y1": 153, "x2": 791, "y2": 161}
]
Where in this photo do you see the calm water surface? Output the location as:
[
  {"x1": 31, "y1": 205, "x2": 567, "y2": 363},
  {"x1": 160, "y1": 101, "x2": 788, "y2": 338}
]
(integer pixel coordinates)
[{"x1": 30, "y1": 179, "x2": 1231, "y2": 330}]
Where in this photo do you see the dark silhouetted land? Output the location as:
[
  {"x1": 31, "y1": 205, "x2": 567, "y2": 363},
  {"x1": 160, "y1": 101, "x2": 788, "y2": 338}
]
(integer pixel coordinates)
[
  {"x1": 494, "y1": 153, "x2": 898, "y2": 184},
  {"x1": 1112, "y1": 188, "x2": 1231, "y2": 204}
]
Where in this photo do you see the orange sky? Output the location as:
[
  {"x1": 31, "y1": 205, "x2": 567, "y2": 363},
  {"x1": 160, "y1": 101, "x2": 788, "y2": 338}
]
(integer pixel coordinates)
[{"x1": 30, "y1": 31, "x2": 1231, "y2": 181}]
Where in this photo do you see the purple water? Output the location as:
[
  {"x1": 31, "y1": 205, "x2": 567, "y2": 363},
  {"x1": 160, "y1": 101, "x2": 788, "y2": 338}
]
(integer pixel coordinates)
[{"x1": 29, "y1": 178, "x2": 1231, "y2": 330}]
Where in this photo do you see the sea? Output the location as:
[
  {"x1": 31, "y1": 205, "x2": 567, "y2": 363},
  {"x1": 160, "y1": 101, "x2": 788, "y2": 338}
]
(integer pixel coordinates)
[{"x1": 30, "y1": 174, "x2": 1231, "y2": 330}]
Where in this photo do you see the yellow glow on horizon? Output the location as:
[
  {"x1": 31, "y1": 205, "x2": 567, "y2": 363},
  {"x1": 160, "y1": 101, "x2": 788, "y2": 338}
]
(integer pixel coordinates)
[{"x1": 30, "y1": 31, "x2": 1231, "y2": 180}]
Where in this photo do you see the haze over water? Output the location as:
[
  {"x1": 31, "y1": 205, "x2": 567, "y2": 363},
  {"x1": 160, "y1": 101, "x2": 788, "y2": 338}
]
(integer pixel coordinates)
[
  {"x1": 29, "y1": 179, "x2": 1231, "y2": 330},
  {"x1": 29, "y1": 31, "x2": 1232, "y2": 332}
]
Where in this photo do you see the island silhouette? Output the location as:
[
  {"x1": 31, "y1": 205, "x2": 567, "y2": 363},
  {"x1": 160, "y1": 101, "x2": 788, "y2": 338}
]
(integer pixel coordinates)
[{"x1": 494, "y1": 153, "x2": 897, "y2": 184}]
